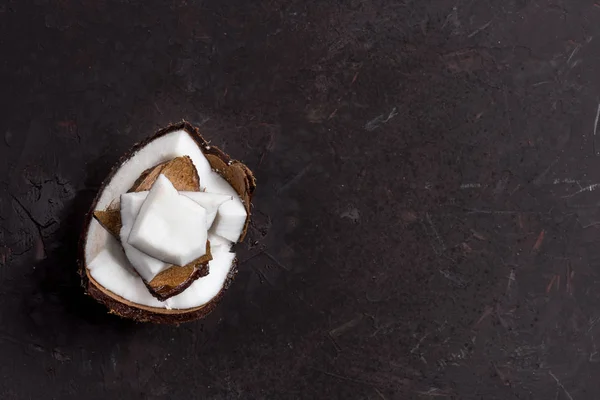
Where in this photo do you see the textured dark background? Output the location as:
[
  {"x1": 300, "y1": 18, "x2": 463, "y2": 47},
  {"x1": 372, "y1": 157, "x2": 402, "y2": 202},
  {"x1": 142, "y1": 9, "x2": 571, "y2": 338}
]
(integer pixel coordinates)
[{"x1": 2, "y1": 0, "x2": 600, "y2": 399}]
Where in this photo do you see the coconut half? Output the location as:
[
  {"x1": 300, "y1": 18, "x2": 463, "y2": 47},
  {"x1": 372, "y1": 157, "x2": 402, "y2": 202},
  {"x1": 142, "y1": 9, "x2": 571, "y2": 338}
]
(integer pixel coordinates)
[
  {"x1": 93, "y1": 156, "x2": 214, "y2": 301},
  {"x1": 79, "y1": 122, "x2": 255, "y2": 323}
]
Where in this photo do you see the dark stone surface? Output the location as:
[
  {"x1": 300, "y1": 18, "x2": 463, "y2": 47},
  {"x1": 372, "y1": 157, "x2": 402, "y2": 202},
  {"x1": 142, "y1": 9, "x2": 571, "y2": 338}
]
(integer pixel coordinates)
[{"x1": 2, "y1": 0, "x2": 600, "y2": 398}]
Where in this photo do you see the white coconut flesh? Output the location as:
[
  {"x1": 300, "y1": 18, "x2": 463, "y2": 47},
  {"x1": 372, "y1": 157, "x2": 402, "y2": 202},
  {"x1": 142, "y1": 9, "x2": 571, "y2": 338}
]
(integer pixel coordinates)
[
  {"x1": 119, "y1": 191, "x2": 169, "y2": 282},
  {"x1": 180, "y1": 192, "x2": 232, "y2": 227},
  {"x1": 211, "y1": 198, "x2": 247, "y2": 242},
  {"x1": 85, "y1": 129, "x2": 247, "y2": 309},
  {"x1": 123, "y1": 190, "x2": 236, "y2": 233},
  {"x1": 128, "y1": 174, "x2": 208, "y2": 267}
]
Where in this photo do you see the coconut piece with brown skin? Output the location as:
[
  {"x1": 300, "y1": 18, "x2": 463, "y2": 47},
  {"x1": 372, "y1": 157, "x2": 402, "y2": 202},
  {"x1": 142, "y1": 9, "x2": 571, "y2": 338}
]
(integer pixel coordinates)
[
  {"x1": 93, "y1": 155, "x2": 201, "y2": 237},
  {"x1": 93, "y1": 210, "x2": 121, "y2": 238},
  {"x1": 79, "y1": 121, "x2": 255, "y2": 323},
  {"x1": 92, "y1": 156, "x2": 212, "y2": 301},
  {"x1": 128, "y1": 155, "x2": 200, "y2": 192}
]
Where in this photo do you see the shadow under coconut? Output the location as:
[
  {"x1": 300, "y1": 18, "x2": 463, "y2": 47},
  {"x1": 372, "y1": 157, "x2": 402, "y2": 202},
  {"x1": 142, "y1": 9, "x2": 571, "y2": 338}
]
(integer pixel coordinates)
[{"x1": 20, "y1": 156, "x2": 140, "y2": 344}]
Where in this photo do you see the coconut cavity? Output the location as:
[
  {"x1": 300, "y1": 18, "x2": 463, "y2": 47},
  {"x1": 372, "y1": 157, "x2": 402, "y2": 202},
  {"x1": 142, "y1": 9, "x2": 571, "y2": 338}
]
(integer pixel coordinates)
[{"x1": 84, "y1": 128, "x2": 249, "y2": 311}]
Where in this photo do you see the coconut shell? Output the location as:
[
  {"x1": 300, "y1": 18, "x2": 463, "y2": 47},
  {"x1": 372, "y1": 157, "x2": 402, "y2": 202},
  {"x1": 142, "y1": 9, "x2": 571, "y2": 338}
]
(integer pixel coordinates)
[
  {"x1": 79, "y1": 121, "x2": 255, "y2": 323},
  {"x1": 86, "y1": 263, "x2": 238, "y2": 324}
]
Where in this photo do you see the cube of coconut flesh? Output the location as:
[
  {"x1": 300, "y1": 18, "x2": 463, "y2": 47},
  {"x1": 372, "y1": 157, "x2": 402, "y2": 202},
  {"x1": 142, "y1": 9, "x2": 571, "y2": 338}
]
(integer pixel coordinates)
[
  {"x1": 127, "y1": 174, "x2": 208, "y2": 267},
  {"x1": 124, "y1": 191, "x2": 233, "y2": 229},
  {"x1": 210, "y1": 196, "x2": 248, "y2": 242},
  {"x1": 120, "y1": 191, "x2": 169, "y2": 282},
  {"x1": 180, "y1": 192, "x2": 233, "y2": 227}
]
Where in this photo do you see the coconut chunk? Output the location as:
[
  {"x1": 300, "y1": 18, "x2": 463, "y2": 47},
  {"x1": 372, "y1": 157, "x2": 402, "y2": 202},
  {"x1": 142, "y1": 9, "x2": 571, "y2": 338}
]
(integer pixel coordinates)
[
  {"x1": 120, "y1": 191, "x2": 170, "y2": 281},
  {"x1": 165, "y1": 241, "x2": 235, "y2": 309},
  {"x1": 88, "y1": 239, "x2": 164, "y2": 308},
  {"x1": 119, "y1": 191, "x2": 232, "y2": 229},
  {"x1": 92, "y1": 210, "x2": 121, "y2": 238},
  {"x1": 210, "y1": 196, "x2": 248, "y2": 242},
  {"x1": 180, "y1": 192, "x2": 232, "y2": 228},
  {"x1": 128, "y1": 174, "x2": 208, "y2": 266},
  {"x1": 193, "y1": 173, "x2": 248, "y2": 242},
  {"x1": 129, "y1": 155, "x2": 200, "y2": 192}
]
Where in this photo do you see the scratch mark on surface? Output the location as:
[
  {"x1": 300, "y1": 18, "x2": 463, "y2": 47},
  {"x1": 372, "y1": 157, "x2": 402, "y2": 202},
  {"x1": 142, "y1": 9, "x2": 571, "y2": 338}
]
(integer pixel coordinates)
[
  {"x1": 258, "y1": 129, "x2": 276, "y2": 167},
  {"x1": 506, "y1": 268, "x2": 515, "y2": 296},
  {"x1": 264, "y1": 251, "x2": 291, "y2": 271},
  {"x1": 471, "y1": 230, "x2": 486, "y2": 240},
  {"x1": 494, "y1": 175, "x2": 509, "y2": 195},
  {"x1": 562, "y1": 183, "x2": 600, "y2": 198},
  {"x1": 589, "y1": 316, "x2": 600, "y2": 333},
  {"x1": 594, "y1": 102, "x2": 600, "y2": 155},
  {"x1": 328, "y1": 333, "x2": 342, "y2": 352},
  {"x1": 503, "y1": 86, "x2": 512, "y2": 134},
  {"x1": 580, "y1": 221, "x2": 600, "y2": 228},
  {"x1": 426, "y1": 213, "x2": 445, "y2": 253},
  {"x1": 553, "y1": 178, "x2": 581, "y2": 187},
  {"x1": 532, "y1": 80, "x2": 551, "y2": 87},
  {"x1": 374, "y1": 388, "x2": 387, "y2": 400},
  {"x1": 546, "y1": 275, "x2": 557, "y2": 293},
  {"x1": 312, "y1": 368, "x2": 377, "y2": 388},
  {"x1": 548, "y1": 370, "x2": 574, "y2": 400},
  {"x1": 197, "y1": 116, "x2": 211, "y2": 127},
  {"x1": 492, "y1": 362, "x2": 510, "y2": 385},
  {"x1": 517, "y1": 214, "x2": 525, "y2": 230},
  {"x1": 570, "y1": 59, "x2": 582, "y2": 69},
  {"x1": 415, "y1": 387, "x2": 453, "y2": 397},
  {"x1": 461, "y1": 242, "x2": 472, "y2": 253},
  {"x1": 532, "y1": 230, "x2": 545, "y2": 253},
  {"x1": 468, "y1": 19, "x2": 492, "y2": 38},
  {"x1": 0, "y1": 247, "x2": 10, "y2": 266},
  {"x1": 567, "y1": 44, "x2": 581, "y2": 64},
  {"x1": 238, "y1": 249, "x2": 266, "y2": 265},
  {"x1": 329, "y1": 314, "x2": 364, "y2": 338},
  {"x1": 590, "y1": 336, "x2": 599, "y2": 362},
  {"x1": 252, "y1": 265, "x2": 275, "y2": 287},
  {"x1": 442, "y1": 5, "x2": 460, "y2": 32},
  {"x1": 473, "y1": 306, "x2": 493, "y2": 328},
  {"x1": 410, "y1": 332, "x2": 430, "y2": 354},
  {"x1": 509, "y1": 184, "x2": 522, "y2": 196},
  {"x1": 278, "y1": 163, "x2": 312, "y2": 194},
  {"x1": 460, "y1": 183, "x2": 483, "y2": 189},
  {"x1": 365, "y1": 107, "x2": 397, "y2": 131},
  {"x1": 566, "y1": 265, "x2": 574, "y2": 295},
  {"x1": 533, "y1": 158, "x2": 558, "y2": 186},
  {"x1": 465, "y1": 208, "x2": 536, "y2": 215},
  {"x1": 439, "y1": 269, "x2": 467, "y2": 287}
]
